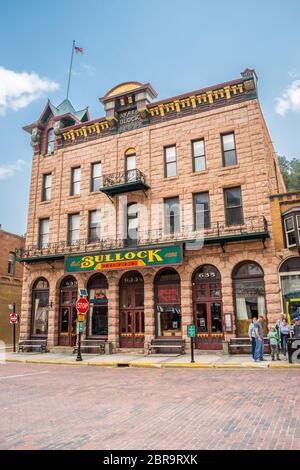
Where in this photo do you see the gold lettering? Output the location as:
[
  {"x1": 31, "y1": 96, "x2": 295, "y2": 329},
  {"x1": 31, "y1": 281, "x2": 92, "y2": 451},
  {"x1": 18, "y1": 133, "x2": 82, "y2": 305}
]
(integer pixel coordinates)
[
  {"x1": 115, "y1": 253, "x2": 125, "y2": 261},
  {"x1": 137, "y1": 251, "x2": 147, "y2": 259},
  {"x1": 81, "y1": 256, "x2": 95, "y2": 268},
  {"x1": 94, "y1": 255, "x2": 104, "y2": 263},
  {"x1": 148, "y1": 249, "x2": 163, "y2": 262},
  {"x1": 124, "y1": 252, "x2": 136, "y2": 260}
]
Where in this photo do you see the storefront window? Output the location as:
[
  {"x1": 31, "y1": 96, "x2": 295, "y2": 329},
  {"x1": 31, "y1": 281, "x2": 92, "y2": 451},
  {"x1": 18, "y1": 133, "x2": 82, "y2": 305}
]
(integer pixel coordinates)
[
  {"x1": 233, "y1": 261, "x2": 266, "y2": 337},
  {"x1": 280, "y1": 257, "x2": 300, "y2": 322},
  {"x1": 87, "y1": 274, "x2": 108, "y2": 336},
  {"x1": 31, "y1": 278, "x2": 49, "y2": 336},
  {"x1": 155, "y1": 268, "x2": 181, "y2": 337}
]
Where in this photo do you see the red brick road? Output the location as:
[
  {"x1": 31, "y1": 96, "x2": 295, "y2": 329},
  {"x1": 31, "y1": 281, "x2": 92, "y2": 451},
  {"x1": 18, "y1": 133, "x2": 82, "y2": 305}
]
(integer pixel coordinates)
[{"x1": 0, "y1": 363, "x2": 299, "y2": 450}]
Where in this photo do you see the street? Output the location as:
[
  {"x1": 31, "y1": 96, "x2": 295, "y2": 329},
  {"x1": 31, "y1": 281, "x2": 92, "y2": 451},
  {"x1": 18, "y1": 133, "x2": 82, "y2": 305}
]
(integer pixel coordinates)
[{"x1": 0, "y1": 363, "x2": 299, "y2": 450}]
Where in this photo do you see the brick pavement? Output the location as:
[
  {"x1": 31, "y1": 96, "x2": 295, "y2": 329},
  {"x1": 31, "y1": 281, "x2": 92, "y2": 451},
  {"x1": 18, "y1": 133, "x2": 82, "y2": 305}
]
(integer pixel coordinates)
[{"x1": 0, "y1": 362, "x2": 299, "y2": 450}]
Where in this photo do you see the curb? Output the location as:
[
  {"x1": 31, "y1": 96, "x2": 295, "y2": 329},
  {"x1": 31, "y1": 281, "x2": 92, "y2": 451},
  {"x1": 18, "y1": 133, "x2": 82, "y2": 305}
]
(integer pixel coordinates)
[{"x1": 4, "y1": 357, "x2": 300, "y2": 369}]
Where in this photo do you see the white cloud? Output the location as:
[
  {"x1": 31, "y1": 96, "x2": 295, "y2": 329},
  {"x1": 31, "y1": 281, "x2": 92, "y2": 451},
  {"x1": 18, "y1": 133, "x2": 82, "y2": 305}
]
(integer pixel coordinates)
[
  {"x1": 0, "y1": 159, "x2": 27, "y2": 180},
  {"x1": 0, "y1": 66, "x2": 59, "y2": 115},
  {"x1": 275, "y1": 79, "x2": 300, "y2": 116}
]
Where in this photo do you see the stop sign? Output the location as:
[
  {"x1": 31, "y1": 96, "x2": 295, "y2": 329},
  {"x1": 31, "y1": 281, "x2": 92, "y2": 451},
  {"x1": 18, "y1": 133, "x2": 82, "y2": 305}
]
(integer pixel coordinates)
[
  {"x1": 76, "y1": 297, "x2": 89, "y2": 314},
  {"x1": 10, "y1": 313, "x2": 18, "y2": 324}
]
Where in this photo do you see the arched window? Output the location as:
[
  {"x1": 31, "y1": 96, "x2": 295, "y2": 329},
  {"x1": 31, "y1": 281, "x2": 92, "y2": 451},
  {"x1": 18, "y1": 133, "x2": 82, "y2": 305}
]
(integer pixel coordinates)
[
  {"x1": 87, "y1": 274, "x2": 108, "y2": 337},
  {"x1": 31, "y1": 278, "x2": 49, "y2": 336},
  {"x1": 154, "y1": 268, "x2": 181, "y2": 337},
  {"x1": 232, "y1": 261, "x2": 266, "y2": 337},
  {"x1": 125, "y1": 148, "x2": 136, "y2": 182},
  {"x1": 126, "y1": 203, "x2": 138, "y2": 246},
  {"x1": 46, "y1": 128, "x2": 55, "y2": 154}
]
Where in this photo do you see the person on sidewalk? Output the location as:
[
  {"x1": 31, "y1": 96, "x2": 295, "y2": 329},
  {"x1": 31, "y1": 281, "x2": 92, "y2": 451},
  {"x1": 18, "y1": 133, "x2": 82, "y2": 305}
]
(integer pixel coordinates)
[
  {"x1": 254, "y1": 315, "x2": 265, "y2": 362},
  {"x1": 292, "y1": 317, "x2": 300, "y2": 338},
  {"x1": 267, "y1": 325, "x2": 280, "y2": 361},
  {"x1": 248, "y1": 316, "x2": 257, "y2": 359},
  {"x1": 279, "y1": 318, "x2": 292, "y2": 358},
  {"x1": 275, "y1": 313, "x2": 286, "y2": 332}
]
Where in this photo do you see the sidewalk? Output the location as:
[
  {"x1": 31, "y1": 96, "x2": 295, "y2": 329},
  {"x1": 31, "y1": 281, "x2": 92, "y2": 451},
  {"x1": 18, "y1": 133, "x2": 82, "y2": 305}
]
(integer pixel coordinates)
[{"x1": 3, "y1": 349, "x2": 300, "y2": 369}]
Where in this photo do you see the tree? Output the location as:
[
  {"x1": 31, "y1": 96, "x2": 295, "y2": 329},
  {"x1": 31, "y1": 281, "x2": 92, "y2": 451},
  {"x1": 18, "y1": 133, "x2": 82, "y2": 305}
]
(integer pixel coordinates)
[{"x1": 278, "y1": 155, "x2": 300, "y2": 191}]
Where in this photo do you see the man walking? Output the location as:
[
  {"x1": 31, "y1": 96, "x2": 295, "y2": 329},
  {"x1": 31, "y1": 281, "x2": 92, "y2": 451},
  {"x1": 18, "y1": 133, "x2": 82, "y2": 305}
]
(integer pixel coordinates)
[
  {"x1": 254, "y1": 315, "x2": 265, "y2": 362},
  {"x1": 248, "y1": 316, "x2": 257, "y2": 359}
]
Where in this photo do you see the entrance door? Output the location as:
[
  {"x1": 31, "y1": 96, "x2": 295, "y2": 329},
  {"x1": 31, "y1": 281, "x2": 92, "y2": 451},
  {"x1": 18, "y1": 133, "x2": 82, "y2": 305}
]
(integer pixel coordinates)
[
  {"x1": 192, "y1": 265, "x2": 223, "y2": 350},
  {"x1": 59, "y1": 306, "x2": 77, "y2": 346},
  {"x1": 194, "y1": 301, "x2": 223, "y2": 350},
  {"x1": 119, "y1": 272, "x2": 144, "y2": 348},
  {"x1": 58, "y1": 277, "x2": 78, "y2": 346}
]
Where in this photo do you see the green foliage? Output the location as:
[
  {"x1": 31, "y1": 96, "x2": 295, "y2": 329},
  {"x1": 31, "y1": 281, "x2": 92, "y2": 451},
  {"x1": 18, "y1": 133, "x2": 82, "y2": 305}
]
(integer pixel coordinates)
[{"x1": 278, "y1": 156, "x2": 300, "y2": 191}]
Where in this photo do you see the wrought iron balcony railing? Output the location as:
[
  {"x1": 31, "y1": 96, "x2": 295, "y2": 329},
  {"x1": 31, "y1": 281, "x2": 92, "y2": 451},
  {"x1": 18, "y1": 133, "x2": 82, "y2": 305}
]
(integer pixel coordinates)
[
  {"x1": 99, "y1": 169, "x2": 149, "y2": 195},
  {"x1": 16, "y1": 216, "x2": 269, "y2": 262}
]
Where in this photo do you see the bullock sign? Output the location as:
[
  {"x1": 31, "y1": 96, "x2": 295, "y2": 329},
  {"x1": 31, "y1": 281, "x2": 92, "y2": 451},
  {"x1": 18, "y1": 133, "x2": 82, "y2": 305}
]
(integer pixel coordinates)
[{"x1": 65, "y1": 244, "x2": 183, "y2": 273}]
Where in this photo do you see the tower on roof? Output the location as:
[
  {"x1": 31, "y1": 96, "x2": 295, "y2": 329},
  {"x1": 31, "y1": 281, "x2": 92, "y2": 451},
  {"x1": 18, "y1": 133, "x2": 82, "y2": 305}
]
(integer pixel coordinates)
[{"x1": 23, "y1": 99, "x2": 89, "y2": 155}]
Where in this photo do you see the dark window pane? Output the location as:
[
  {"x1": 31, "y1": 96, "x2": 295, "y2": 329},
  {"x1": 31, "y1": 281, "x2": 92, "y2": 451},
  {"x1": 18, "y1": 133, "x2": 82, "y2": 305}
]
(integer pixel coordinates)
[
  {"x1": 164, "y1": 197, "x2": 180, "y2": 234},
  {"x1": 194, "y1": 193, "x2": 210, "y2": 229},
  {"x1": 227, "y1": 207, "x2": 244, "y2": 226},
  {"x1": 225, "y1": 187, "x2": 241, "y2": 207},
  {"x1": 224, "y1": 149, "x2": 237, "y2": 166}
]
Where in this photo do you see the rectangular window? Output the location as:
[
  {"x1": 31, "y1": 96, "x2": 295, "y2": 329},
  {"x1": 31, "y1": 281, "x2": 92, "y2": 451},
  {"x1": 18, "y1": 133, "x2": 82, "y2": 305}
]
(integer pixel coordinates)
[
  {"x1": 88, "y1": 210, "x2": 101, "y2": 243},
  {"x1": 194, "y1": 192, "x2": 210, "y2": 229},
  {"x1": 91, "y1": 162, "x2": 102, "y2": 192},
  {"x1": 68, "y1": 213, "x2": 80, "y2": 245},
  {"x1": 224, "y1": 187, "x2": 244, "y2": 226},
  {"x1": 164, "y1": 146, "x2": 177, "y2": 177},
  {"x1": 42, "y1": 173, "x2": 52, "y2": 201},
  {"x1": 7, "y1": 252, "x2": 16, "y2": 276},
  {"x1": 284, "y1": 217, "x2": 297, "y2": 248},
  {"x1": 192, "y1": 139, "x2": 206, "y2": 172},
  {"x1": 221, "y1": 132, "x2": 237, "y2": 167},
  {"x1": 71, "y1": 167, "x2": 81, "y2": 196},
  {"x1": 164, "y1": 197, "x2": 180, "y2": 234},
  {"x1": 39, "y1": 218, "x2": 50, "y2": 248},
  {"x1": 126, "y1": 154, "x2": 136, "y2": 182}
]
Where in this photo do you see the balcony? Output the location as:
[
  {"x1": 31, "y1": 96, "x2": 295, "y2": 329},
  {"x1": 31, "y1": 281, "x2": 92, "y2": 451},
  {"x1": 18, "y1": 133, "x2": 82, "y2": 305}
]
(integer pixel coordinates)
[
  {"x1": 16, "y1": 216, "x2": 269, "y2": 263},
  {"x1": 99, "y1": 169, "x2": 149, "y2": 196}
]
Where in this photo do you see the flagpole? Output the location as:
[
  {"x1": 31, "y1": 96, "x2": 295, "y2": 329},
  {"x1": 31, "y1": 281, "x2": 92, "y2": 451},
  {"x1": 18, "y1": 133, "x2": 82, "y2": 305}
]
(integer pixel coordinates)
[{"x1": 66, "y1": 40, "x2": 75, "y2": 100}]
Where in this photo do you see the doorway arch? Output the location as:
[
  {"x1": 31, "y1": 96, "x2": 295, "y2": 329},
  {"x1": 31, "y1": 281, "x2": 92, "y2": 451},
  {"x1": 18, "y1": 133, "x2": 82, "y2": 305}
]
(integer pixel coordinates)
[{"x1": 119, "y1": 271, "x2": 144, "y2": 348}]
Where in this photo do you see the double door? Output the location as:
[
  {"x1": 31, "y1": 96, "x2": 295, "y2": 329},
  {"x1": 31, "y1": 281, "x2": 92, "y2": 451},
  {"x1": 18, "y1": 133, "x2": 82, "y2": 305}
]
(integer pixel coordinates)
[
  {"x1": 119, "y1": 284, "x2": 144, "y2": 348},
  {"x1": 193, "y1": 281, "x2": 224, "y2": 350},
  {"x1": 59, "y1": 289, "x2": 77, "y2": 346}
]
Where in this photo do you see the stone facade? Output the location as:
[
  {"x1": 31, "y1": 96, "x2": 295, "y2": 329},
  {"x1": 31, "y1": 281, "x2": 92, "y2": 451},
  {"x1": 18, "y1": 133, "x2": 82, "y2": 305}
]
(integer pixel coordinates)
[
  {"x1": 0, "y1": 229, "x2": 25, "y2": 345},
  {"x1": 19, "y1": 70, "x2": 287, "y2": 352}
]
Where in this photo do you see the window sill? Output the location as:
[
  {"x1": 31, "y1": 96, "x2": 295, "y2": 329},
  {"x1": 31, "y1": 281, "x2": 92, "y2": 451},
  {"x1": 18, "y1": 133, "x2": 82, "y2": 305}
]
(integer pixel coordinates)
[
  {"x1": 40, "y1": 200, "x2": 51, "y2": 205},
  {"x1": 190, "y1": 170, "x2": 209, "y2": 176},
  {"x1": 68, "y1": 194, "x2": 81, "y2": 199},
  {"x1": 163, "y1": 176, "x2": 179, "y2": 182},
  {"x1": 217, "y1": 164, "x2": 240, "y2": 174}
]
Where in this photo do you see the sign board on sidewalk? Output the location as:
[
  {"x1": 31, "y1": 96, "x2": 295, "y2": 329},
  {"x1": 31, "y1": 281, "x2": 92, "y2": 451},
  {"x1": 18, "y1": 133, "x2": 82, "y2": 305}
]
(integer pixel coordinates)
[
  {"x1": 9, "y1": 313, "x2": 18, "y2": 325},
  {"x1": 76, "y1": 297, "x2": 89, "y2": 314},
  {"x1": 187, "y1": 324, "x2": 196, "y2": 338}
]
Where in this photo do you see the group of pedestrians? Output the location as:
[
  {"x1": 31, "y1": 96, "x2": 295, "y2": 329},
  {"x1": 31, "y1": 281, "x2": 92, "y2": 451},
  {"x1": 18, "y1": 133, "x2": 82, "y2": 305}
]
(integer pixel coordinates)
[{"x1": 248, "y1": 313, "x2": 300, "y2": 362}]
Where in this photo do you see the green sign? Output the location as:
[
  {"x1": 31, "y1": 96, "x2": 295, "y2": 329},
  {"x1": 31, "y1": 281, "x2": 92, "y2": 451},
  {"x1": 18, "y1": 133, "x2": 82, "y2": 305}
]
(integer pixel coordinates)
[
  {"x1": 187, "y1": 324, "x2": 196, "y2": 338},
  {"x1": 78, "y1": 321, "x2": 84, "y2": 333},
  {"x1": 65, "y1": 244, "x2": 182, "y2": 273}
]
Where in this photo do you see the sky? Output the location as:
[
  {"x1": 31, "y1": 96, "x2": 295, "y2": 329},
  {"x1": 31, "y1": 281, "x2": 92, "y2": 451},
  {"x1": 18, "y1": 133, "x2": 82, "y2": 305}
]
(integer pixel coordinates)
[{"x1": 0, "y1": 0, "x2": 300, "y2": 235}]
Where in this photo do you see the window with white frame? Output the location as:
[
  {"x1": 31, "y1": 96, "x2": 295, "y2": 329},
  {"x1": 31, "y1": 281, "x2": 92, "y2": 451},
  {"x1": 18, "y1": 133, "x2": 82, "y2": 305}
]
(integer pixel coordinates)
[{"x1": 284, "y1": 216, "x2": 297, "y2": 248}]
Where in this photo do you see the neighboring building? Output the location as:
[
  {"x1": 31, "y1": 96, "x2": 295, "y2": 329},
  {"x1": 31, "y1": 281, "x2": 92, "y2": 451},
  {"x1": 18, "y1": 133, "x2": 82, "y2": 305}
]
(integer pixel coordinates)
[
  {"x1": 0, "y1": 228, "x2": 25, "y2": 345},
  {"x1": 270, "y1": 191, "x2": 300, "y2": 323},
  {"x1": 18, "y1": 69, "x2": 287, "y2": 352}
]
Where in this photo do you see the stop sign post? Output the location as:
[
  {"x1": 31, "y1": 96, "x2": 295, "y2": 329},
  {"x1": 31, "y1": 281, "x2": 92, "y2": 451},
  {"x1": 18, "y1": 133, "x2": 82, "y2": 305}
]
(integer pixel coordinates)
[
  {"x1": 75, "y1": 297, "x2": 89, "y2": 362},
  {"x1": 8, "y1": 303, "x2": 18, "y2": 352}
]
